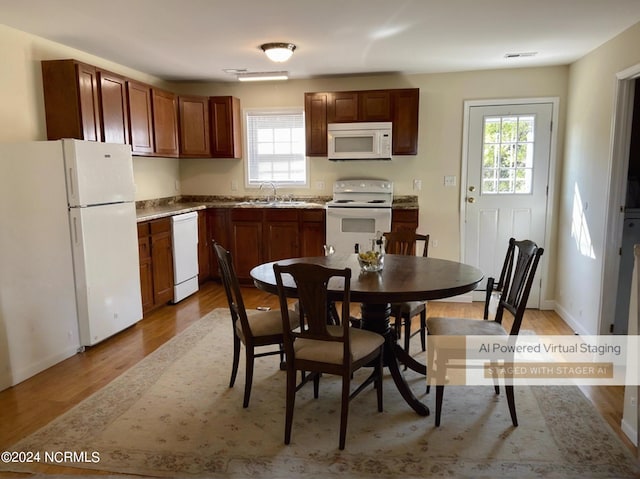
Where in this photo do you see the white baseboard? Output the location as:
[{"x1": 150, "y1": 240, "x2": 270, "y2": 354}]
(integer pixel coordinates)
[
  {"x1": 621, "y1": 417, "x2": 638, "y2": 446},
  {"x1": 553, "y1": 302, "x2": 589, "y2": 336},
  {"x1": 433, "y1": 292, "x2": 473, "y2": 303}
]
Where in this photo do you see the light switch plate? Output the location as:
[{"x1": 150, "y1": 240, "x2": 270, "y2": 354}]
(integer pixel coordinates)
[{"x1": 444, "y1": 175, "x2": 457, "y2": 187}]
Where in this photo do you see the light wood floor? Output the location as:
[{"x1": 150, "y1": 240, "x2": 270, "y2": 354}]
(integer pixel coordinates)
[{"x1": 0, "y1": 280, "x2": 635, "y2": 476}]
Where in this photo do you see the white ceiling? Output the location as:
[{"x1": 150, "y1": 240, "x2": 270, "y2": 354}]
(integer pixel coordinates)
[{"x1": 2, "y1": 0, "x2": 640, "y2": 82}]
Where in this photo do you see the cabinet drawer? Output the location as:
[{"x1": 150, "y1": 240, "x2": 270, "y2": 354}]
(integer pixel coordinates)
[
  {"x1": 264, "y1": 209, "x2": 299, "y2": 222},
  {"x1": 301, "y1": 209, "x2": 325, "y2": 222},
  {"x1": 150, "y1": 218, "x2": 171, "y2": 234},
  {"x1": 231, "y1": 208, "x2": 263, "y2": 222}
]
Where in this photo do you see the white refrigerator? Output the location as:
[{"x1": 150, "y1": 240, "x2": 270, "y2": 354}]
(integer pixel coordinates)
[{"x1": 0, "y1": 139, "x2": 142, "y2": 389}]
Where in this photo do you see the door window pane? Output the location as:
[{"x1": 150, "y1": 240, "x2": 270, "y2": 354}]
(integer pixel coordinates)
[{"x1": 481, "y1": 114, "x2": 535, "y2": 194}]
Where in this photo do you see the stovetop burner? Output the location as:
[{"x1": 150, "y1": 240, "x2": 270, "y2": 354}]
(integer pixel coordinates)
[{"x1": 326, "y1": 179, "x2": 394, "y2": 208}]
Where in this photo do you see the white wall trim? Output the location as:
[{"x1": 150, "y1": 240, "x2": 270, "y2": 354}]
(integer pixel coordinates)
[
  {"x1": 599, "y1": 64, "x2": 640, "y2": 335},
  {"x1": 433, "y1": 293, "x2": 474, "y2": 303},
  {"x1": 460, "y1": 97, "x2": 560, "y2": 309},
  {"x1": 554, "y1": 302, "x2": 590, "y2": 336},
  {"x1": 621, "y1": 417, "x2": 638, "y2": 446}
]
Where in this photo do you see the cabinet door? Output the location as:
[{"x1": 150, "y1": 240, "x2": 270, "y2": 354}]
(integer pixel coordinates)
[
  {"x1": 98, "y1": 70, "x2": 129, "y2": 145},
  {"x1": 137, "y1": 223, "x2": 154, "y2": 314},
  {"x1": 360, "y1": 90, "x2": 391, "y2": 121},
  {"x1": 152, "y1": 89, "x2": 179, "y2": 157},
  {"x1": 264, "y1": 209, "x2": 300, "y2": 261},
  {"x1": 210, "y1": 96, "x2": 242, "y2": 158},
  {"x1": 327, "y1": 92, "x2": 358, "y2": 123},
  {"x1": 304, "y1": 92, "x2": 329, "y2": 156},
  {"x1": 41, "y1": 60, "x2": 102, "y2": 141},
  {"x1": 150, "y1": 219, "x2": 174, "y2": 305},
  {"x1": 391, "y1": 89, "x2": 420, "y2": 155},
  {"x1": 208, "y1": 208, "x2": 229, "y2": 279},
  {"x1": 127, "y1": 81, "x2": 155, "y2": 155},
  {"x1": 179, "y1": 96, "x2": 211, "y2": 157},
  {"x1": 391, "y1": 209, "x2": 419, "y2": 232},
  {"x1": 230, "y1": 209, "x2": 263, "y2": 281},
  {"x1": 300, "y1": 209, "x2": 326, "y2": 257},
  {"x1": 197, "y1": 210, "x2": 210, "y2": 283},
  {"x1": 75, "y1": 62, "x2": 102, "y2": 142}
]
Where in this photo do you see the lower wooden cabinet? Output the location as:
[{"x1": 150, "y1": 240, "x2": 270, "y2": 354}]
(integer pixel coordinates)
[
  {"x1": 207, "y1": 207, "x2": 327, "y2": 283},
  {"x1": 138, "y1": 218, "x2": 174, "y2": 315},
  {"x1": 264, "y1": 209, "x2": 300, "y2": 261},
  {"x1": 139, "y1": 206, "x2": 417, "y2": 300},
  {"x1": 300, "y1": 209, "x2": 326, "y2": 257},
  {"x1": 207, "y1": 208, "x2": 230, "y2": 280},
  {"x1": 197, "y1": 210, "x2": 210, "y2": 283},
  {"x1": 230, "y1": 209, "x2": 263, "y2": 281},
  {"x1": 391, "y1": 209, "x2": 419, "y2": 232}
]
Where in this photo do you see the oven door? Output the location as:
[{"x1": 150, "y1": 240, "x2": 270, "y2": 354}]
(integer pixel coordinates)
[{"x1": 326, "y1": 207, "x2": 392, "y2": 256}]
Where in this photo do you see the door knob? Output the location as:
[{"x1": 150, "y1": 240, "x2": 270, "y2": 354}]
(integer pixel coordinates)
[{"x1": 467, "y1": 197, "x2": 476, "y2": 203}]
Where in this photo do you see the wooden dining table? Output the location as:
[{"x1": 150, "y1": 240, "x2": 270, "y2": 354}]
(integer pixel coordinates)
[{"x1": 250, "y1": 253, "x2": 484, "y2": 416}]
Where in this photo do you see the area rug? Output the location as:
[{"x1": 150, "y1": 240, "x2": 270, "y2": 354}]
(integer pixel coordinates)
[{"x1": 2, "y1": 309, "x2": 638, "y2": 479}]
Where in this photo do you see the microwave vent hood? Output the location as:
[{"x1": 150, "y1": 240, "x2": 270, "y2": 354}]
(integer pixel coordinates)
[{"x1": 327, "y1": 122, "x2": 392, "y2": 161}]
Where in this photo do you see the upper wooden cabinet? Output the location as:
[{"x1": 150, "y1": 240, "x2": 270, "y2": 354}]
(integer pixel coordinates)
[
  {"x1": 41, "y1": 60, "x2": 102, "y2": 142},
  {"x1": 391, "y1": 89, "x2": 420, "y2": 155},
  {"x1": 151, "y1": 88, "x2": 179, "y2": 157},
  {"x1": 210, "y1": 96, "x2": 242, "y2": 158},
  {"x1": 327, "y1": 91, "x2": 359, "y2": 123},
  {"x1": 305, "y1": 88, "x2": 419, "y2": 156},
  {"x1": 42, "y1": 59, "x2": 242, "y2": 160},
  {"x1": 97, "y1": 70, "x2": 129, "y2": 145},
  {"x1": 326, "y1": 90, "x2": 391, "y2": 123},
  {"x1": 304, "y1": 92, "x2": 329, "y2": 157},
  {"x1": 126, "y1": 80, "x2": 155, "y2": 155},
  {"x1": 178, "y1": 95, "x2": 211, "y2": 158},
  {"x1": 126, "y1": 82, "x2": 179, "y2": 158},
  {"x1": 177, "y1": 95, "x2": 242, "y2": 159}
]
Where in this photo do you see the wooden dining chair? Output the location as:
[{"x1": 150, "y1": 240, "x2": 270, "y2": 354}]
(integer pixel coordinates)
[
  {"x1": 426, "y1": 238, "x2": 543, "y2": 427},
  {"x1": 383, "y1": 231, "x2": 430, "y2": 355},
  {"x1": 213, "y1": 242, "x2": 299, "y2": 408},
  {"x1": 483, "y1": 237, "x2": 516, "y2": 321},
  {"x1": 273, "y1": 262, "x2": 385, "y2": 450}
]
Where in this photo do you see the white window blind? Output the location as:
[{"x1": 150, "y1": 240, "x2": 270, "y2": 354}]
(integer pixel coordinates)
[{"x1": 245, "y1": 109, "x2": 306, "y2": 186}]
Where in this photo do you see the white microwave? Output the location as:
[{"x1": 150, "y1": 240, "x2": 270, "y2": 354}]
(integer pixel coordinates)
[{"x1": 327, "y1": 122, "x2": 392, "y2": 160}]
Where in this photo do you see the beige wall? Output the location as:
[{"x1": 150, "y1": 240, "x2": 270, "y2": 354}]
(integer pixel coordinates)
[
  {"x1": 176, "y1": 68, "x2": 568, "y2": 274},
  {"x1": 557, "y1": 21, "x2": 640, "y2": 336},
  {"x1": 0, "y1": 24, "x2": 179, "y2": 201},
  {"x1": 0, "y1": 22, "x2": 570, "y2": 308}
]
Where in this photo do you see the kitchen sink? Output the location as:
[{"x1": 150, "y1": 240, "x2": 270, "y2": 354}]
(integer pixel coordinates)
[{"x1": 235, "y1": 200, "x2": 310, "y2": 207}]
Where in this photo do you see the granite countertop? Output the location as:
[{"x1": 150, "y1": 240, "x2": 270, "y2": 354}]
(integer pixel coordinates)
[{"x1": 135, "y1": 195, "x2": 418, "y2": 222}]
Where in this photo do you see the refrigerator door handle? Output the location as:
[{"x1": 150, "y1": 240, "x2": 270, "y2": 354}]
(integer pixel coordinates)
[
  {"x1": 73, "y1": 216, "x2": 78, "y2": 245},
  {"x1": 68, "y1": 167, "x2": 75, "y2": 197}
]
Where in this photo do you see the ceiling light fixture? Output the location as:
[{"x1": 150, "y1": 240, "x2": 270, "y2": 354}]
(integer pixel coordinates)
[
  {"x1": 237, "y1": 71, "x2": 289, "y2": 82},
  {"x1": 261, "y1": 43, "x2": 296, "y2": 62},
  {"x1": 504, "y1": 52, "x2": 538, "y2": 59}
]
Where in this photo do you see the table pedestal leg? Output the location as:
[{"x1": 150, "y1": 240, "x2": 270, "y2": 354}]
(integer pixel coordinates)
[{"x1": 360, "y1": 303, "x2": 429, "y2": 416}]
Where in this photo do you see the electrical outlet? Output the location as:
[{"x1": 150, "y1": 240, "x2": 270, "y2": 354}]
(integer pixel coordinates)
[
  {"x1": 230, "y1": 180, "x2": 238, "y2": 191},
  {"x1": 315, "y1": 181, "x2": 325, "y2": 190},
  {"x1": 432, "y1": 239, "x2": 439, "y2": 248},
  {"x1": 174, "y1": 179, "x2": 180, "y2": 191},
  {"x1": 413, "y1": 179, "x2": 422, "y2": 191}
]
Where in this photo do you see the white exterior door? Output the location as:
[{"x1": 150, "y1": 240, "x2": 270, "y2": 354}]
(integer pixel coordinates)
[{"x1": 463, "y1": 102, "x2": 553, "y2": 307}]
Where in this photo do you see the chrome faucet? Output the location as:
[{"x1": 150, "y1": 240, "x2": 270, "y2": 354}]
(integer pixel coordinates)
[{"x1": 259, "y1": 181, "x2": 277, "y2": 202}]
